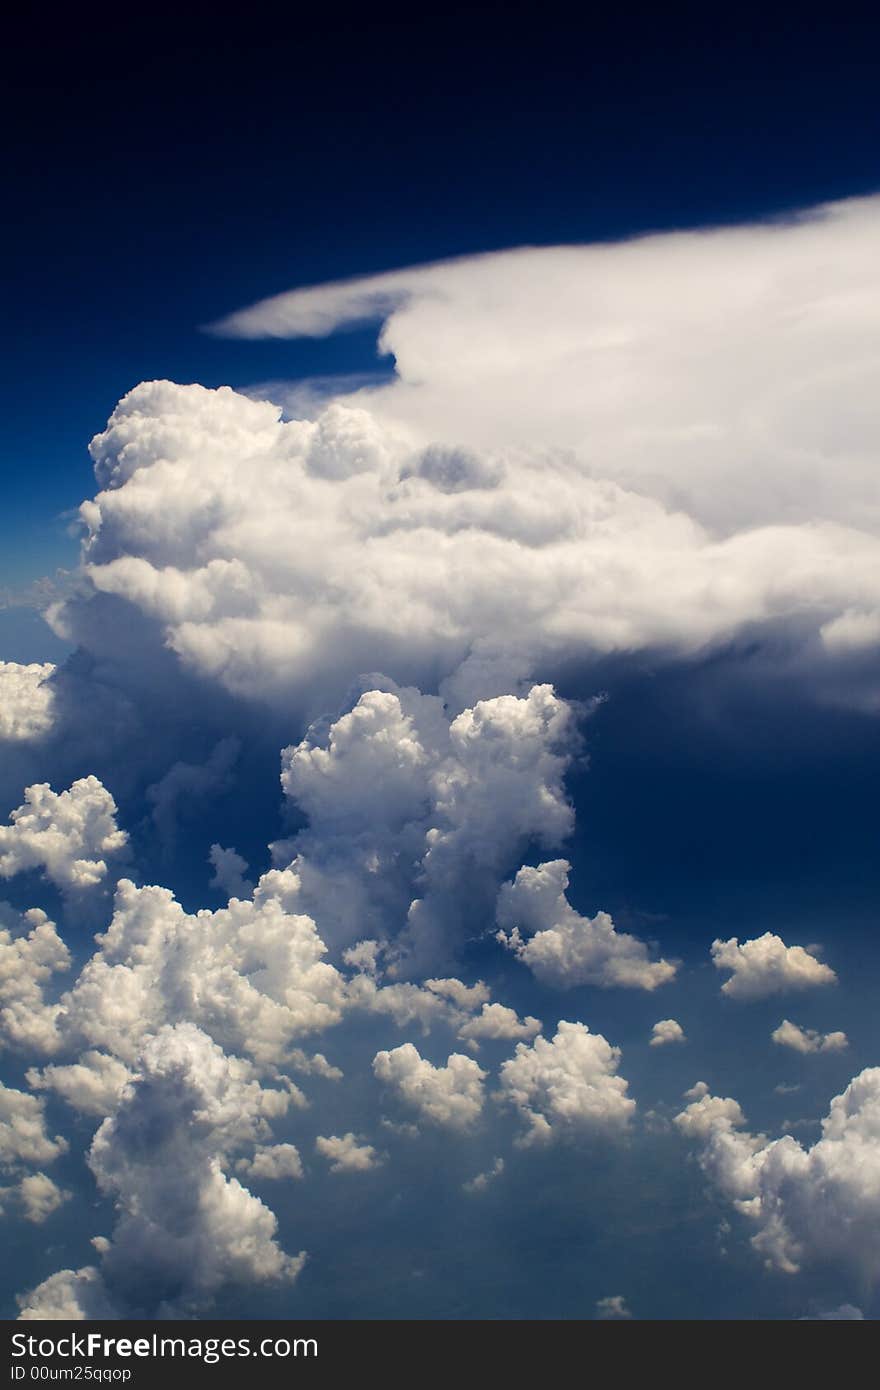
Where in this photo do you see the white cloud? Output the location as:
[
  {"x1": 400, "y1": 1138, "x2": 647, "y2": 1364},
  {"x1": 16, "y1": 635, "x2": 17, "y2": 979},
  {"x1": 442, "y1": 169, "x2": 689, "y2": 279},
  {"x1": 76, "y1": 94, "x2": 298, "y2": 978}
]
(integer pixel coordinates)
[
  {"x1": 372, "y1": 1043, "x2": 486, "y2": 1130},
  {"x1": 27, "y1": 1052, "x2": 132, "y2": 1118},
  {"x1": 650, "y1": 1019, "x2": 686, "y2": 1047},
  {"x1": 279, "y1": 682, "x2": 576, "y2": 971},
  {"x1": 0, "y1": 906, "x2": 70, "y2": 1054},
  {"x1": 0, "y1": 778, "x2": 127, "y2": 892},
  {"x1": 0, "y1": 1083, "x2": 67, "y2": 1171},
  {"x1": 457, "y1": 1003, "x2": 542, "y2": 1048},
  {"x1": 497, "y1": 860, "x2": 675, "y2": 990},
  {"x1": 675, "y1": 1068, "x2": 880, "y2": 1279},
  {"x1": 712, "y1": 934, "x2": 837, "y2": 1000},
  {"x1": 0, "y1": 662, "x2": 55, "y2": 742},
  {"x1": 236, "y1": 1143, "x2": 304, "y2": 1181},
  {"x1": 595, "y1": 1295, "x2": 632, "y2": 1320},
  {"x1": 17, "y1": 1265, "x2": 119, "y2": 1321},
  {"x1": 498, "y1": 1021, "x2": 635, "y2": 1144},
  {"x1": 771, "y1": 1019, "x2": 848, "y2": 1054},
  {"x1": 17, "y1": 1172, "x2": 69, "y2": 1224},
  {"x1": 213, "y1": 198, "x2": 880, "y2": 541},
  {"x1": 80, "y1": 1023, "x2": 305, "y2": 1315},
  {"x1": 46, "y1": 871, "x2": 349, "y2": 1069},
  {"x1": 315, "y1": 1132, "x2": 382, "y2": 1172}
]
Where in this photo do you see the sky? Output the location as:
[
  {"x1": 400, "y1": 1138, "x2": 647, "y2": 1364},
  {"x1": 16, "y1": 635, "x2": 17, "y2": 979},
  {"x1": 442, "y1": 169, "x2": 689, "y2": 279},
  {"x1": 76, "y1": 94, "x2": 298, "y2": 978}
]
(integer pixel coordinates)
[{"x1": 1, "y1": 5, "x2": 880, "y2": 1322}]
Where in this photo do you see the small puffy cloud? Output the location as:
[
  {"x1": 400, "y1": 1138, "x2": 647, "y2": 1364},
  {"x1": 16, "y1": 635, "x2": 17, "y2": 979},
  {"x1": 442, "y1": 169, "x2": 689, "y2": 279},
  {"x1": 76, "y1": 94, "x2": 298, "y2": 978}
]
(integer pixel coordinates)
[
  {"x1": 457, "y1": 1003, "x2": 542, "y2": 1048},
  {"x1": 372, "y1": 1043, "x2": 486, "y2": 1130},
  {"x1": 0, "y1": 1083, "x2": 67, "y2": 1171},
  {"x1": 498, "y1": 1021, "x2": 635, "y2": 1145},
  {"x1": 711, "y1": 933, "x2": 836, "y2": 1001},
  {"x1": 315, "y1": 1133, "x2": 382, "y2": 1173},
  {"x1": 497, "y1": 860, "x2": 675, "y2": 991},
  {"x1": 17, "y1": 1172, "x2": 70, "y2": 1224},
  {"x1": 813, "y1": 1304, "x2": 864, "y2": 1320},
  {"x1": 236, "y1": 1143, "x2": 304, "y2": 1181},
  {"x1": 771, "y1": 1020, "x2": 848, "y2": 1055},
  {"x1": 0, "y1": 906, "x2": 70, "y2": 1054},
  {"x1": 0, "y1": 662, "x2": 55, "y2": 742},
  {"x1": 650, "y1": 1019, "x2": 686, "y2": 1048},
  {"x1": 596, "y1": 1295, "x2": 632, "y2": 1320},
  {"x1": 0, "y1": 777, "x2": 127, "y2": 892},
  {"x1": 675, "y1": 1067, "x2": 880, "y2": 1279}
]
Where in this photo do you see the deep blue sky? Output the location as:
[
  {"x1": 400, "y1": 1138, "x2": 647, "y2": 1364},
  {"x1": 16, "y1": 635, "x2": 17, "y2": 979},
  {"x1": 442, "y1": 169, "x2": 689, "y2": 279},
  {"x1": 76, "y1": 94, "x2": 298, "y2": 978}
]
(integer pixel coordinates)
[{"x1": 4, "y1": 4, "x2": 880, "y2": 588}]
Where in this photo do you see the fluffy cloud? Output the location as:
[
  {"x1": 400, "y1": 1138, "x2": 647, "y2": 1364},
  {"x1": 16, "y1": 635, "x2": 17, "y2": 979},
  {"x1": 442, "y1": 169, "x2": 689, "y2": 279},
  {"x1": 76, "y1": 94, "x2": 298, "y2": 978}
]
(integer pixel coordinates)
[
  {"x1": 498, "y1": 1022, "x2": 635, "y2": 1144},
  {"x1": 27, "y1": 1052, "x2": 132, "y2": 1117},
  {"x1": 0, "y1": 662, "x2": 55, "y2": 742},
  {"x1": 17, "y1": 1265, "x2": 119, "y2": 1321},
  {"x1": 280, "y1": 682, "x2": 576, "y2": 971},
  {"x1": 650, "y1": 1019, "x2": 686, "y2": 1047},
  {"x1": 315, "y1": 1133, "x2": 382, "y2": 1173},
  {"x1": 497, "y1": 860, "x2": 675, "y2": 990},
  {"x1": 0, "y1": 906, "x2": 70, "y2": 1054},
  {"x1": 675, "y1": 1068, "x2": 880, "y2": 1279},
  {"x1": 17, "y1": 1172, "x2": 69, "y2": 1223},
  {"x1": 236, "y1": 1143, "x2": 304, "y2": 1181},
  {"x1": 0, "y1": 1083, "x2": 67, "y2": 1171},
  {"x1": 771, "y1": 1020, "x2": 848, "y2": 1054},
  {"x1": 712, "y1": 934, "x2": 837, "y2": 1000},
  {"x1": 74, "y1": 1023, "x2": 305, "y2": 1316},
  {"x1": 457, "y1": 1004, "x2": 542, "y2": 1048},
  {"x1": 0, "y1": 778, "x2": 127, "y2": 892},
  {"x1": 34, "y1": 871, "x2": 349, "y2": 1069},
  {"x1": 373, "y1": 1043, "x2": 486, "y2": 1130}
]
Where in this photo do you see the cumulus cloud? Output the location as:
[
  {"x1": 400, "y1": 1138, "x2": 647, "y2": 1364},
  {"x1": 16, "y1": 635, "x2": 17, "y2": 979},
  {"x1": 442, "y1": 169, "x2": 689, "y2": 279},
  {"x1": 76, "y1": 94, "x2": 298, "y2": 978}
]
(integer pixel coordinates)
[
  {"x1": 650, "y1": 1019, "x2": 686, "y2": 1047},
  {"x1": 17, "y1": 1265, "x2": 119, "y2": 1321},
  {"x1": 373, "y1": 1043, "x2": 486, "y2": 1130},
  {"x1": 498, "y1": 1022, "x2": 635, "y2": 1145},
  {"x1": 0, "y1": 905, "x2": 70, "y2": 1054},
  {"x1": 457, "y1": 1004, "x2": 542, "y2": 1048},
  {"x1": 0, "y1": 778, "x2": 127, "y2": 892},
  {"x1": 17, "y1": 1172, "x2": 69, "y2": 1223},
  {"x1": 236, "y1": 1143, "x2": 304, "y2": 1181},
  {"x1": 771, "y1": 1020, "x2": 848, "y2": 1054},
  {"x1": 315, "y1": 1133, "x2": 382, "y2": 1172},
  {"x1": 0, "y1": 662, "x2": 55, "y2": 742},
  {"x1": 497, "y1": 860, "x2": 675, "y2": 990},
  {"x1": 711, "y1": 934, "x2": 837, "y2": 1000},
  {"x1": 27, "y1": 1052, "x2": 132, "y2": 1117},
  {"x1": 675, "y1": 1068, "x2": 880, "y2": 1280},
  {"x1": 0, "y1": 1082, "x2": 67, "y2": 1171},
  {"x1": 279, "y1": 681, "x2": 576, "y2": 971},
  {"x1": 71, "y1": 1023, "x2": 306, "y2": 1316}
]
